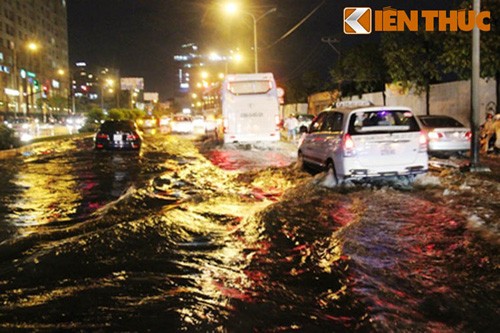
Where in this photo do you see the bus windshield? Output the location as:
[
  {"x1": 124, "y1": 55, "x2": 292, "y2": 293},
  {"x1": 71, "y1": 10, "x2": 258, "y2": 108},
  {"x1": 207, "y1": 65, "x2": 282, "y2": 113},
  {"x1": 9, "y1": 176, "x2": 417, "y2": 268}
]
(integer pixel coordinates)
[{"x1": 227, "y1": 80, "x2": 272, "y2": 95}]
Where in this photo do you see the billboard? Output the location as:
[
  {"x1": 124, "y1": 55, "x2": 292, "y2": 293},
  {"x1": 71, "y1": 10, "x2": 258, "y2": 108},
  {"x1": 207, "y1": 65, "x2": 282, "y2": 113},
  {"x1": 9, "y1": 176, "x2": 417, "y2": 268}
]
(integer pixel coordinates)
[
  {"x1": 143, "y1": 92, "x2": 159, "y2": 102},
  {"x1": 121, "y1": 77, "x2": 144, "y2": 91}
]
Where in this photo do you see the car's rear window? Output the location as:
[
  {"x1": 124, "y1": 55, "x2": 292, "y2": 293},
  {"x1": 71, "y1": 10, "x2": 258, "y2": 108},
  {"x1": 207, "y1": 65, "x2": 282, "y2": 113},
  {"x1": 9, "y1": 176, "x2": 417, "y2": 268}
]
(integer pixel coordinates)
[
  {"x1": 227, "y1": 80, "x2": 272, "y2": 95},
  {"x1": 348, "y1": 110, "x2": 420, "y2": 134},
  {"x1": 101, "y1": 121, "x2": 135, "y2": 132},
  {"x1": 419, "y1": 116, "x2": 464, "y2": 128}
]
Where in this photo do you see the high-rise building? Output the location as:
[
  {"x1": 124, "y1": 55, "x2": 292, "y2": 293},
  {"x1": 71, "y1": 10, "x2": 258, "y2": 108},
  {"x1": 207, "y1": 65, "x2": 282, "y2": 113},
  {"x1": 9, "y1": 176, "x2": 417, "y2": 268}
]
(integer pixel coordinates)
[
  {"x1": 0, "y1": 0, "x2": 69, "y2": 118},
  {"x1": 173, "y1": 43, "x2": 203, "y2": 95}
]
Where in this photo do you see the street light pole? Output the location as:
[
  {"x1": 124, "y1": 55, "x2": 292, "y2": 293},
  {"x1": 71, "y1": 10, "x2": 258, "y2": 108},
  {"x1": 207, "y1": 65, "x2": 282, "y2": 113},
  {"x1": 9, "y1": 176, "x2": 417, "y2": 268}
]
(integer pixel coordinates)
[
  {"x1": 248, "y1": 8, "x2": 276, "y2": 73},
  {"x1": 226, "y1": 4, "x2": 276, "y2": 73},
  {"x1": 250, "y1": 12, "x2": 258, "y2": 73}
]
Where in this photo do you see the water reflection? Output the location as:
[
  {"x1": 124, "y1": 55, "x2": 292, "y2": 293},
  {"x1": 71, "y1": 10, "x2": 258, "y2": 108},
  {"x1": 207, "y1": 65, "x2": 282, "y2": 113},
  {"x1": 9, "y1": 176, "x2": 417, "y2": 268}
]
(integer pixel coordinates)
[
  {"x1": 0, "y1": 140, "x2": 142, "y2": 239},
  {"x1": 0, "y1": 134, "x2": 497, "y2": 332}
]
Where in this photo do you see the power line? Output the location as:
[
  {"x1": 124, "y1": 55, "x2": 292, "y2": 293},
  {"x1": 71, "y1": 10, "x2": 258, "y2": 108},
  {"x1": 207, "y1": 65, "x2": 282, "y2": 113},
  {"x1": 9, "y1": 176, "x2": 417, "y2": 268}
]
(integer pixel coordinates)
[
  {"x1": 280, "y1": 42, "x2": 330, "y2": 82},
  {"x1": 261, "y1": 1, "x2": 326, "y2": 50}
]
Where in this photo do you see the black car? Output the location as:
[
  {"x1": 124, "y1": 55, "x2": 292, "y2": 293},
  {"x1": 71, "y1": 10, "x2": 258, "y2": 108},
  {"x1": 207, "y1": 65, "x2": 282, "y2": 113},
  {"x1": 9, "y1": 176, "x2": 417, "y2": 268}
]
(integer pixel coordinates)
[{"x1": 94, "y1": 120, "x2": 142, "y2": 150}]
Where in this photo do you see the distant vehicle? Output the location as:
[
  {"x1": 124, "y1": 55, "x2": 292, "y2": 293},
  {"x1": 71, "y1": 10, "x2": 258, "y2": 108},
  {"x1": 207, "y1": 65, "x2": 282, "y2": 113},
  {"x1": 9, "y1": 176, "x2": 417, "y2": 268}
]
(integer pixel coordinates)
[
  {"x1": 170, "y1": 114, "x2": 193, "y2": 134},
  {"x1": 192, "y1": 115, "x2": 206, "y2": 134},
  {"x1": 296, "y1": 114, "x2": 314, "y2": 131},
  {"x1": 298, "y1": 103, "x2": 428, "y2": 183},
  {"x1": 159, "y1": 116, "x2": 170, "y2": 127},
  {"x1": 66, "y1": 116, "x2": 85, "y2": 130},
  {"x1": 416, "y1": 115, "x2": 471, "y2": 156},
  {"x1": 203, "y1": 113, "x2": 219, "y2": 132},
  {"x1": 203, "y1": 72, "x2": 281, "y2": 143},
  {"x1": 94, "y1": 120, "x2": 142, "y2": 150},
  {"x1": 138, "y1": 116, "x2": 157, "y2": 129},
  {"x1": 6, "y1": 117, "x2": 38, "y2": 142}
]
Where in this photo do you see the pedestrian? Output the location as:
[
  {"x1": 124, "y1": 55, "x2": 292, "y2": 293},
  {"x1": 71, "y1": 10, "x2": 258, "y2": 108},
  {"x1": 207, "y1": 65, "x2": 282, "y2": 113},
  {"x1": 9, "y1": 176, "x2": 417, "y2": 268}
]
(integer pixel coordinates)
[
  {"x1": 284, "y1": 114, "x2": 299, "y2": 141},
  {"x1": 480, "y1": 111, "x2": 495, "y2": 153}
]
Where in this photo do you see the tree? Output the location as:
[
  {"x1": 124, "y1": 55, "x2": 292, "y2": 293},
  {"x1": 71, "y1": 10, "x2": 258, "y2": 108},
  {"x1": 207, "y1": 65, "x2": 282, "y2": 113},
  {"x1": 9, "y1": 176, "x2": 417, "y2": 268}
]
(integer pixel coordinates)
[
  {"x1": 0, "y1": 123, "x2": 20, "y2": 150},
  {"x1": 381, "y1": 30, "x2": 445, "y2": 114},
  {"x1": 283, "y1": 71, "x2": 334, "y2": 104},
  {"x1": 46, "y1": 95, "x2": 68, "y2": 117},
  {"x1": 440, "y1": 0, "x2": 500, "y2": 114},
  {"x1": 329, "y1": 43, "x2": 388, "y2": 100}
]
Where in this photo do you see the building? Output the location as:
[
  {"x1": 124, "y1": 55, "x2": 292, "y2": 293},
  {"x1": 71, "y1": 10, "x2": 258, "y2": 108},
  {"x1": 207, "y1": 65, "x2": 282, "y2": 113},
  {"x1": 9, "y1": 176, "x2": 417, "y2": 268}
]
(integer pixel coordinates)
[
  {"x1": 174, "y1": 43, "x2": 237, "y2": 112},
  {"x1": 66, "y1": 62, "x2": 124, "y2": 113},
  {"x1": 0, "y1": 0, "x2": 69, "y2": 118},
  {"x1": 173, "y1": 43, "x2": 202, "y2": 95}
]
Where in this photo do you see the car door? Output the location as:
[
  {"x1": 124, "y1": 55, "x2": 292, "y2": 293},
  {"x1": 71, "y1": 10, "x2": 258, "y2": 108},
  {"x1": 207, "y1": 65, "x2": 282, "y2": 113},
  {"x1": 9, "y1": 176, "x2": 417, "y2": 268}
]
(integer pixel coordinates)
[
  {"x1": 315, "y1": 112, "x2": 343, "y2": 166},
  {"x1": 300, "y1": 112, "x2": 326, "y2": 165}
]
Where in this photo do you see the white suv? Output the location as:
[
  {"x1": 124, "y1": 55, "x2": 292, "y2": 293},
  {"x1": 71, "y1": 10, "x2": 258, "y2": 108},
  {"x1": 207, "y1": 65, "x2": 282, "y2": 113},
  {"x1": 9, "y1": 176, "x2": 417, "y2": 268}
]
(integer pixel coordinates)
[{"x1": 297, "y1": 104, "x2": 428, "y2": 183}]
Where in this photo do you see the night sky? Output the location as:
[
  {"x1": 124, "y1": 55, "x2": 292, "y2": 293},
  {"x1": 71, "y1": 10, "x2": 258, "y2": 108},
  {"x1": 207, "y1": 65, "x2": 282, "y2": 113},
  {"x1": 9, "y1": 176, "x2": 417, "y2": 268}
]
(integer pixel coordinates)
[{"x1": 67, "y1": 0, "x2": 460, "y2": 100}]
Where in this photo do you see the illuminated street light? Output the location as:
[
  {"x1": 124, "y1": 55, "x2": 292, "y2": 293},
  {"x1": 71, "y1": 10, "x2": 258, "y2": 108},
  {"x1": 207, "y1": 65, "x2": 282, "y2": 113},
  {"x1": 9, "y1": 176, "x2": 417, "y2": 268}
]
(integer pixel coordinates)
[
  {"x1": 224, "y1": 2, "x2": 276, "y2": 73},
  {"x1": 25, "y1": 41, "x2": 40, "y2": 116},
  {"x1": 232, "y1": 52, "x2": 243, "y2": 63},
  {"x1": 100, "y1": 77, "x2": 115, "y2": 110},
  {"x1": 27, "y1": 42, "x2": 39, "y2": 52}
]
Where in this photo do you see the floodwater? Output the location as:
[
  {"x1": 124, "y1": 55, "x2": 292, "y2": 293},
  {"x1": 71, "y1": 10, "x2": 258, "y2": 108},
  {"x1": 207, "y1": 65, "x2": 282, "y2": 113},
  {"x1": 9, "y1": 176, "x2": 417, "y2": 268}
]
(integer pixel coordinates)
[{"x1": 0, "y1": 134, "x2": 498, "y2": 332}]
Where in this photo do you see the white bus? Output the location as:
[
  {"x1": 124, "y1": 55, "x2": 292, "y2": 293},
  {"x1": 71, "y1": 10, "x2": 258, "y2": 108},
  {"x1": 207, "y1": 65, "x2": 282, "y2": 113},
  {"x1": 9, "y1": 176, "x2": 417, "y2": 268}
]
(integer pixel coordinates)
[{"x1": 203, "y1": 73, "x2": 281, "y2": 144}]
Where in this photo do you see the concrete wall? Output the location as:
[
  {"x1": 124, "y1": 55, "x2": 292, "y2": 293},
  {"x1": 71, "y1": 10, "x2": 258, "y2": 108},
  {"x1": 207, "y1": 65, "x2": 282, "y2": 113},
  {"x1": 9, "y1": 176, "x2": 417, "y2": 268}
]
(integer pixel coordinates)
[
  {"x1": 307, "y1": 90, "x2": 339, "y2": 116},
  {"x1": 280, "y1": 103, "x2": 308, "y2": 118},
  {"x1": 341, "y1": 79, "x2": 497, "y2": 127},
  {"x1": 428, "y1": 79, "x2": 496, "y2": 127}
]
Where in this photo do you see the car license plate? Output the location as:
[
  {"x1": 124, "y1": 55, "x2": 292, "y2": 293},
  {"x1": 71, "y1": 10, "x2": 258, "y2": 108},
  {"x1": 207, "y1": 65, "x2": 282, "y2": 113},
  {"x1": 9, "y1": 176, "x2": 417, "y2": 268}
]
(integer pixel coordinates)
[
  {"x1": 381, "y1": 145, "x2": 396, "y2": 155},
  {"x1": 113, "y1": 134, "x2": 122, "y2": 141}
]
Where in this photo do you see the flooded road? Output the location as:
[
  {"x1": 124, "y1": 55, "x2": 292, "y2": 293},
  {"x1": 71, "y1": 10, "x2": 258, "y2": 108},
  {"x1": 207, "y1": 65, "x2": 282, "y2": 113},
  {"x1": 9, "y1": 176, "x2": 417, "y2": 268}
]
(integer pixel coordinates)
[{"x1": 0, "y1": 133, "x2": 498, "y2": 332}]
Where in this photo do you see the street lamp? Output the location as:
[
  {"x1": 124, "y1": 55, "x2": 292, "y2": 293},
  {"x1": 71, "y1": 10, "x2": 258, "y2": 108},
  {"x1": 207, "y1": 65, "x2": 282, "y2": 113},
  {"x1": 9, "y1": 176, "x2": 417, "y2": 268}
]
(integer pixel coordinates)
[
  {"x1": 25, "y1": 41, "x2": 40, "y2": 116},
  {"x1": 100, "y1": 78, "x2": 114, "y2": 110},
  {"x1": 27, "y1": 42, "x2": 39, "y2": 52},
  {"x1": 224, "y1": 3, "x2": 276, "y2": 73}
]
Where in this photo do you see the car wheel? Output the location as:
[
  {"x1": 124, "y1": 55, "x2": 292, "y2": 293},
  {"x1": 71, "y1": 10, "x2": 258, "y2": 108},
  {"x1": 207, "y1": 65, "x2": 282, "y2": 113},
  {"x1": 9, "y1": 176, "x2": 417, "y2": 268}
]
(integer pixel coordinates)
[
  {"x1": 326, "y1": 160, "x2": 340, "y2": 184},
  {"x1": 296, "y1": 151, "x2": 306, "y2": 170},
  {"x1": 405, "y1": 174, "x2": 417, "y2": 184}
]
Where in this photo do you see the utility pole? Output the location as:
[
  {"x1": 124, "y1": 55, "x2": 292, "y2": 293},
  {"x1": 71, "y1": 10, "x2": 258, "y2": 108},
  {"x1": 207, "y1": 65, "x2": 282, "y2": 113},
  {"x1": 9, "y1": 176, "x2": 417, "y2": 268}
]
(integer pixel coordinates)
[
  {"x1": 322, "y1": 37, "x2": 342, "y2": 97},
  {"x1": 469, "y1": 0, "x2": 490, "y2": 172},
  {"x1": 321, "y1": 37, "x2": 341, "y2": 60}
]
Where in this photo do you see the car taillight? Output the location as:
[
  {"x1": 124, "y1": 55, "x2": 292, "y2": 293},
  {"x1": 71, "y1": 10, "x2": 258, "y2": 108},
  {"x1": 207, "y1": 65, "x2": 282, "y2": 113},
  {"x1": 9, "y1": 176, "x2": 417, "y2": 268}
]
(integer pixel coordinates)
[
  {"x1": 96, "y1": 133, "x2": 108, "y2": 139},
  {"x1": 223, "y1": 118, "x2": 228, "y2": 133},
  {"x1": 343, "y1": 134, "x2": 356, "y2": 157},
  {"x1": 419, "y1": 131, "x2": 428, "y2": 152},
  {"x1": 427, "y1": 130, "x2": 443, "y2": 140},
  {"x1": 465, "y1": 131, "x2": 472, "y2": 141},
  {"x1": 127, "y1": 132, "x2": 140, "y2": 140}
]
